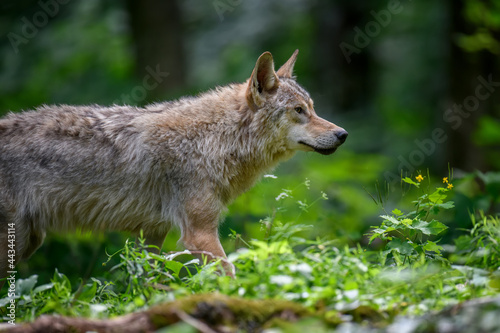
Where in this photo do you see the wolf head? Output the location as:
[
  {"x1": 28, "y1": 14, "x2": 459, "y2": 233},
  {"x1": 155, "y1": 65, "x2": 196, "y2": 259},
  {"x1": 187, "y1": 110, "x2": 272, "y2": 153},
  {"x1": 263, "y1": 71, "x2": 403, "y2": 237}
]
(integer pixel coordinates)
[{"x1": 245, "y1": 50, "x2": 348, "y2": 156}]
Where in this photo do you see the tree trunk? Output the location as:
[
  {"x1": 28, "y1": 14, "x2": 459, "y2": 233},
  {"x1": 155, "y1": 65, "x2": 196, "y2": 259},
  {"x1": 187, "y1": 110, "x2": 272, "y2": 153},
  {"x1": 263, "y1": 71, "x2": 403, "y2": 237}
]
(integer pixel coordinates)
[
  {"x1": 126, "y1": 0, "x2": 186, "y2": 103},
  {"x1": 445, "y1": 0, "x2": 500, "y2": 173}
]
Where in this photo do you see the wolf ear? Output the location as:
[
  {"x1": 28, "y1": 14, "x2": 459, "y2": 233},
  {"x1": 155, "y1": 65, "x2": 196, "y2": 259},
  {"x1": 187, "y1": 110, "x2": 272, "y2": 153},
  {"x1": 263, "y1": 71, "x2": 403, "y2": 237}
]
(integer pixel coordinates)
[
  {"x1": 246, "y1": 51, "x2": 279, "y2": 110},
  {"x1": 276, "y1": 49, "x2": 299, "y2": 78}
]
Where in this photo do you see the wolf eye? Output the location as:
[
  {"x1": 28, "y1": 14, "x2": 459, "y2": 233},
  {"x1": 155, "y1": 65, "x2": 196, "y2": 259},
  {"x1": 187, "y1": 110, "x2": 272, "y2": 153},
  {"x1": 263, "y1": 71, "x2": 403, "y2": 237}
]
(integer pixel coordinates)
[{"x1": 294, "y1": 106, "x2": 304, "y2": 114}]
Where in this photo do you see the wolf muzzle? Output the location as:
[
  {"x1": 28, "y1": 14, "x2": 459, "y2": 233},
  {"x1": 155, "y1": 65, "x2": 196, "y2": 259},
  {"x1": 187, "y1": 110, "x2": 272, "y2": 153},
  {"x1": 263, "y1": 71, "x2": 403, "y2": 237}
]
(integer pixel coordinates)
[{"x1": 300, "y1": 129, "x2": 348, "y2": 155}]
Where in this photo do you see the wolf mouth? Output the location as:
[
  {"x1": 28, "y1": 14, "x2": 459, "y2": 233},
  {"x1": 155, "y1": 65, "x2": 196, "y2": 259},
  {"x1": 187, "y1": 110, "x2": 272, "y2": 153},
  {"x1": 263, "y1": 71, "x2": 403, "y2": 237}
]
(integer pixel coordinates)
[{"x1": 299, "y1": 141, "x2": 338, "y2": 155}]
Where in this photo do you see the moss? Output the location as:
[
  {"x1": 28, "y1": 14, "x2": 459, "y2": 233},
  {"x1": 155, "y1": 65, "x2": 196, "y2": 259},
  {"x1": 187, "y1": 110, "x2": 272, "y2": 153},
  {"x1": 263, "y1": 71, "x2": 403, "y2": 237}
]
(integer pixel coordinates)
[{"x1": 148, "y1": 293, "x2": 310, "y2": 330}]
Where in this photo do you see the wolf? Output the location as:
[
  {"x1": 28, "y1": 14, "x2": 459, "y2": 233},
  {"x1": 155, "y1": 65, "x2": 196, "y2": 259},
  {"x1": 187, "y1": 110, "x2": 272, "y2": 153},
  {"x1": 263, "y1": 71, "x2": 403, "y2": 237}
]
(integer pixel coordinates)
[{"x1": 0, "y1": 50, "x2": 347, "y2": 279}]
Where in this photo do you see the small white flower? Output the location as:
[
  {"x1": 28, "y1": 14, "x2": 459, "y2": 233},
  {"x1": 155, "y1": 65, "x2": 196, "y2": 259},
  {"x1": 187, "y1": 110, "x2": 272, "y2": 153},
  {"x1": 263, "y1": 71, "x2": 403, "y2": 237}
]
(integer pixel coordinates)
[
  {"x1": 89, "y1": 304, "x2": 108, "y2": 317},
  {"x1": 270, "y1": 275, "x2": 293, "y2": 285},
  {"x1": 344, "y1": 289, "x2": 359, "y2": 299},
  {"x1": 275, "y1": 192, "x2": 289, "y2": 201},
  {"x1": 289, "y1": 263, "x2": 313, "y2": 275}
]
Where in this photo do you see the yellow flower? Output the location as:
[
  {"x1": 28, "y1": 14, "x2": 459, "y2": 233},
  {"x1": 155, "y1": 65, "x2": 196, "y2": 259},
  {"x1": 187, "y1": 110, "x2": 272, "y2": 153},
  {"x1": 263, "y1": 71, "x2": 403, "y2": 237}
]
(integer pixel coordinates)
[
  {"x1": 443, "y1": 177, "x2": 448, "y2": 183},
  {"x1": 447, "y1": 183, "x2": 453, "y2": 189},
  {"x1": 416, "y1": 175, "x2": 424, "y2": 182}
]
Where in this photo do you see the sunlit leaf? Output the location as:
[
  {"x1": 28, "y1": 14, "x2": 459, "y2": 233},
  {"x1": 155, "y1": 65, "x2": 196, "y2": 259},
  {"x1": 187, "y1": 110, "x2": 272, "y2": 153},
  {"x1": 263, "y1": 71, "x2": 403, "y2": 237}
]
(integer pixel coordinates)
[
  {"x1": 402, "y1": 177, "x2": 419, "y2": 187},
  {"x1": 380, "y1": 215, "x2": 401, "y2": 225},
  {"x1": 392, "y1": 209, "x2": 403, "y2": 216},
  {"x1": 423, "y1": 240, "x2": 443, "y2": 254},
  {"x1": 428, "y1": 188, "x2": 447, "y2": 204}
]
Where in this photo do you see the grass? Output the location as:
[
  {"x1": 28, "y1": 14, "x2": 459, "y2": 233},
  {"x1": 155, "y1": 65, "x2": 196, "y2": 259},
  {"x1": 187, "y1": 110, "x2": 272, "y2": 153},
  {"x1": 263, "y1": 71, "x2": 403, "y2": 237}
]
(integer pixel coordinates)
[{"x1": 1, "y1": 172, "x2": 499, "y2": 331}]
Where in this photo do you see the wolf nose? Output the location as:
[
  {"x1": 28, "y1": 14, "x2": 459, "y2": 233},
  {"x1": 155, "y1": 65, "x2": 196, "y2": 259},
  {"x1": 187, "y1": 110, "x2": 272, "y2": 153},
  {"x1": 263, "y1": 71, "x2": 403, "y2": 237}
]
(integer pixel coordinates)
[{"x1": 335, "y1": 130, "x2": 348, "y2": 144}]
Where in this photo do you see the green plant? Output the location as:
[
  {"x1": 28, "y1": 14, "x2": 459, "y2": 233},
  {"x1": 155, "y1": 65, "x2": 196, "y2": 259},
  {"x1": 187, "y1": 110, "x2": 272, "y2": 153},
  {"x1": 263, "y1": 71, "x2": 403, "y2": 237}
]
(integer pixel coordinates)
[
  {"x1": 452, "y1": 212, "x2": 500, "y2": 270},
  {"x1": 368, "y1": 174, "x2": 452, "y2": 266}
]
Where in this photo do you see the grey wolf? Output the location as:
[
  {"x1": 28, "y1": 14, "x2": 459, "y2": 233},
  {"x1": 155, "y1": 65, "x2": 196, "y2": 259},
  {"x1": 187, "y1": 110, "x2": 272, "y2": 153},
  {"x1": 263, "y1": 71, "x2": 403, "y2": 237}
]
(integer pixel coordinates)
[{"x1": 0, "y1": 50, "x2": 347, "y2": 279}]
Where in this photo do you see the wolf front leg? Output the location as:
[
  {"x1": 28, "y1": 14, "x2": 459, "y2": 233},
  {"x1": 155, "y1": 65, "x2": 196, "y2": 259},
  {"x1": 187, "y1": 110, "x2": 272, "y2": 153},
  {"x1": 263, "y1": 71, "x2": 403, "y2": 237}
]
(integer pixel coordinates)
[
  {"x1": 180, "y1": 205, "x2": 235, "y2": 277},
  {"x1": 137, "y1": 224, "x2": 171, "y2": 254},
  {"x1": 181, "y1": 227, "x2": 235, "y2": 278}
]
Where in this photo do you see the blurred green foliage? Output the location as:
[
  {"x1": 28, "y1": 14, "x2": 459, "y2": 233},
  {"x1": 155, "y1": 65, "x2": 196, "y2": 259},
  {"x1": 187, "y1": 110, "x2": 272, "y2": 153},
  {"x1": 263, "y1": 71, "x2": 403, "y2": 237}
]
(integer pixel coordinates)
[{"x1": 457, "y1": 0, "x2": 500, "y2": 54}]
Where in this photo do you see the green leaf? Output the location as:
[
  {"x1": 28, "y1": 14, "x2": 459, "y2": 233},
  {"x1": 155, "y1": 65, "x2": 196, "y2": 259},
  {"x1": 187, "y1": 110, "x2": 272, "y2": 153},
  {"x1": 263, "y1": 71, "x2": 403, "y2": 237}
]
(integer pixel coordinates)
[
  {"x1": 369, "y1": 226, "x2": 397, "y2": 243},
  {"x1": 164, "y1": 261, "x2": 185, "y2": 276},
  {"x1": 387, "y1": 238, "x2": 414, "y2": 255},
  {"x1": 427, "y1": 220, "x2": 448, "y2": 235},
  {"x1": 344, "y1": 280, "x2": 358, "y2": 290},
  {"x1": 76, "y1": 282, "x2": 97, "y2": 302},
  {"x1": 400, "y1": 218, "x2": 413, "y2": 227},
  {"x1": 369, "y1": 230, "x2": 385, "y2": 244},
  {"x1": 33, "y1": 283, "x2": 55, "y2": 294},
  {"x1": 423, "y1": 240, "x2": 443, "y2": 254},
  {"x1": 52, "y1": 269, "x2": 72, "y2": 296},
  {"x1": 16, "y1": 275, "x2": 38, "y2": 296},
  {"x1": 0, "y1": 297, "x2": 11, "y2": 308},
  {"x1": 402, "y1": 177, "x2": 419, "y2": 187},
  {"x1": 134, "y1": 296, "x2": 146, "y2": 307},
  {"x1": 380, "y1": 215, "x2": 401, "y2": 225},
  {"x1": 392, "y1": 209, "x2": 403, "y2": 216},
  {"x1": 428, "y1": 188, "x2": 447, "y2": 204},
  {"x1": 436, "y1": 201, "x2": 455, "y2": 210},
  {"x1": 411, "y1": 220, "x2": 432, "y2": 235}
]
